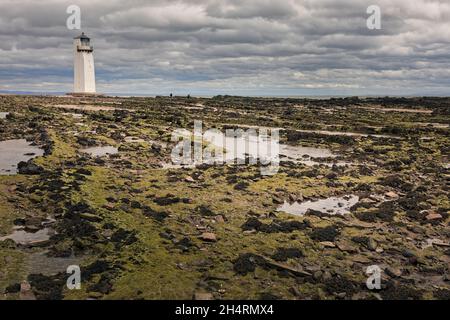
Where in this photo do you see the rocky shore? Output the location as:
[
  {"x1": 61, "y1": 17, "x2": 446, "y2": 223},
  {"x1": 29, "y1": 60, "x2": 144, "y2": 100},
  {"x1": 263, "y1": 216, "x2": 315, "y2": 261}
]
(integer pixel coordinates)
[{"x1": 0, "y1": 95, "x2": 448, "y2": 300}]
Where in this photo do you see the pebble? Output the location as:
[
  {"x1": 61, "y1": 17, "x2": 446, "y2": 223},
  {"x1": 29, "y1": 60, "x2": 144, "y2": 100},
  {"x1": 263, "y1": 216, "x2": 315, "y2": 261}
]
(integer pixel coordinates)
[
  {"x1": 320, "y1": 241, "x2": 336, "y2": 248},
  {"x1": 336, "y1": 242, "x2": 358, "y2": 253},
  {"x1": 367, "y1": 238, "x2": 377, "y2": 251},
  {"x1": 385, "y1": 267, "x2": 402, "y2": 278},
  {"x1": 194, "y1": 292, "x2": 214, "y2": 300},
  {"x1": 375, "y1": 247, "x2": 384, "y2": 253},
  {"x1": 200, "y1": 232, "x2": 217, "y2": 242},
  {"x1": 19, "y1": 281, "x2": 36, "y2": 300},
  {"x1": 425, "y1": 212, "x2": 442, "y2": 221},
  {"x1": 313, "y1": 270, "x2": 323, "y2": 280},
  {"x1": 185, "y1": 176, "x2": 195, "y2": 183},
  {"x1": 385, "y1": 191, "x2": 399, "y2": 198}
]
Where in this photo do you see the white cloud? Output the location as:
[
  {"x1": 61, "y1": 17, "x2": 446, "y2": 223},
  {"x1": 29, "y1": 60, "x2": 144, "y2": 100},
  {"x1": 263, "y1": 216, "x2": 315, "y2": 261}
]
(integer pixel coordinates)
[{"x1": 0, "y1": 0, "x2": 449, "y2": 95}]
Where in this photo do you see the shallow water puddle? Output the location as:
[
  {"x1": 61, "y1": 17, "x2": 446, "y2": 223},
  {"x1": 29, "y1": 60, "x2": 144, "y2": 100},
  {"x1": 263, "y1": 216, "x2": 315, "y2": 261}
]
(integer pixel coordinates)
[
  {"x1": 165, "y1": 129, "x2": 346, "y2": 168},
  {"x1": 183, "y1": 106, "x2": 204, "y2": 110},
  {"x1": 280, "y1": 144, "x2": 335, "y2": 159},
  {"x1": 204, "y1": 131, "x2": 279, "y2": 163},
  {"x1": 80, "y1": 146, "x2": 118, "y2": 157},
  {"x1": 224, "y1": 123, "x2": 400, "y2": 139},
  {"x1": 49, "y1": 104, "x2": 130, "y2": 111},
  {"x1": 357, "y1": 106, "x2": 433, "y2": 114},
  {"x1": 0, "y1": 139, "x2": 45, "y2": 175},
  {"x1": 28, "y1": 252, "x2": 83, "y2": 276},
  {"x1": 296, "y1": 159, "x2": 352, "y2": 167},
  {"x1": 279, "y1": 144, "x2": 353, "y2": 166},
  {"x1": 161, "y1": 162, "x2": 195, "y2": 170},
  {"x1": 201, "y1": 123, "x2": 371, "y2": 166},
  {"x1": 295, "y1": 129, "x2": 399, "y2": 139},
  {"x1": 277, "y1": 195, "x2": 359, "y2": 216},
  {"x1": 62, "y1": 112, "x2": 84, "y2": 119},
  {"x1": 202, "y1": 131, "x2": 325, "y2": 162},
  {"x1": 0, "y1": 112, "x2": 10, "y2": 119},
  {"x1": 0, "y1": 228, "x2": 53, "y2": 245},
  {"x1": 408, "y1": 122, "x2": 449, "y2": 129}
]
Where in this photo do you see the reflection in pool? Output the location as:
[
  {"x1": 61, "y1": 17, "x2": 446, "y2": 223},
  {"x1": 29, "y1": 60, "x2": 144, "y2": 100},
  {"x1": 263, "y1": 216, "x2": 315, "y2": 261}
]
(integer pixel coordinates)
[
  {"x1": 0, "y1": 139, "x2": 44, "y2": 175},
  {"x1": 277, "y1": 195, "x2": 359, "y2": 216}
]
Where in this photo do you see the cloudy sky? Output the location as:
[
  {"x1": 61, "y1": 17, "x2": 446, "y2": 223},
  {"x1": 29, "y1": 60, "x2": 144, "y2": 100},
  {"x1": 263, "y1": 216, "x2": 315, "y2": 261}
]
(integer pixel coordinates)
[{"x1": 0, "y1": 0, "x2": 449, "y2": 96}]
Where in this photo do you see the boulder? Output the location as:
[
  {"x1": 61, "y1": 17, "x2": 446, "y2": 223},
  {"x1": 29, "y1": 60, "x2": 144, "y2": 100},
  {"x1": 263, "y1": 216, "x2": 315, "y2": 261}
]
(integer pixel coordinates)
[{"x1": 17, "y1": 160, "x2": 43, "y2": 175}]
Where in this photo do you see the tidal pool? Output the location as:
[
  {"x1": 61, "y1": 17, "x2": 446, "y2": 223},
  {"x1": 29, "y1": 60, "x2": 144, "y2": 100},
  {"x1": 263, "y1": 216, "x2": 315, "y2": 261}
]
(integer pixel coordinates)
[
  {"x1": 0, "y1": 139, "x2": 45, "y2": 175},
  {"x1": 295, "y1": 129, "x2": 400, "y2": 139},
  {"x1": 201, "y1": 131, "x2": 321, "y2": 161},
  {"x1": 0, "y1": 228, "x2": 53, "y2": 245},
  {"x1": 80, "y1": 146, "x2": 118, "y2": 157},
  {"x1": 356, "y1": 106, "x2": 433, "y2": 114},
  {"x1": 62, "y1": 112, "x2": 84, "y2": 119},
  {"x1": 50, "y1": 104, "x2": 129, "y2": 112},
  {"x1": 278, "y1": 144, "x2": 354, "y2": 167},
  {"x1": 224, "y1": 123, "x2": 400, "y2": 139},
  {"x1": 28, "y1": 252, "x2": 83, "y2": 276},
  {"x1": 280, "y1": 144, "x2": 335, "y2": 159},
  {"x1": 277, "y1": 195, "x2": 359, "y2": 216},
  {"x1": 166, "y1": 129, "x2": 346, "y2": 168},
  {"x1": 197, "y1": 124, "x2": 358, "y2": 166}
]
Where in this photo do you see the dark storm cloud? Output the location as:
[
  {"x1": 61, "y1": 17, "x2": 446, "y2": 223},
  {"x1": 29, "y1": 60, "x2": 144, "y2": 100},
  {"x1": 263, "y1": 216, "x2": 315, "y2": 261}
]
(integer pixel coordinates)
[{"x1": 0, "y1": 0, "x2": 449, "y2": 95}]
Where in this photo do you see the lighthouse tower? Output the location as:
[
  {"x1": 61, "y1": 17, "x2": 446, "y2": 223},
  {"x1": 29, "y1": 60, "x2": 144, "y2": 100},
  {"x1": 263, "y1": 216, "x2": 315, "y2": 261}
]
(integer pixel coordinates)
[{"x1": 73, "y1": 32, "x2": 96, "y2": 94}]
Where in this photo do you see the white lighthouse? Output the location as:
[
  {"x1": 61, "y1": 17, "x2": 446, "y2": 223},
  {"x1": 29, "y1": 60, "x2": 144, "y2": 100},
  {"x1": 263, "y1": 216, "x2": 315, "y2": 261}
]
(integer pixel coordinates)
[{"x1": 73, "y1": 32, "x2": 96, "y2": 94}]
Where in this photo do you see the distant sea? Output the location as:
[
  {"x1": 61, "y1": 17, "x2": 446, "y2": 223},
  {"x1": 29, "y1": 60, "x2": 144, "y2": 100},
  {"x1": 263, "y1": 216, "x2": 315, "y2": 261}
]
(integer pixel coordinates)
[
  {"x1": 0, "y1": 90, "x2": 64, "y2": 96},
  {"x1": 0, "y1": 90, "x2": 446, "y2": 99},
  {"x1": 0, "y1": 91, "x2": 357, "y2": 99}
]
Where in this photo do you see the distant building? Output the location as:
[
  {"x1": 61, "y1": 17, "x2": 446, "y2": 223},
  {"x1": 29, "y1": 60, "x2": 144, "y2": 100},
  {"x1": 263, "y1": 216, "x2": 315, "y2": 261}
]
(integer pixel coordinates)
[{"x1": 73, "y1": 32, "x2": 96, "y2": 94}]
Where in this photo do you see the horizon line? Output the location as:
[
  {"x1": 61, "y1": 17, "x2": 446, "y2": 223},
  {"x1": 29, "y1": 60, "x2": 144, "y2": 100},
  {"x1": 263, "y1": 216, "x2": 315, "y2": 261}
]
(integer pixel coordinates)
[{"x1": 1, "y1": 90, "x2": 449, "y2": 99}]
